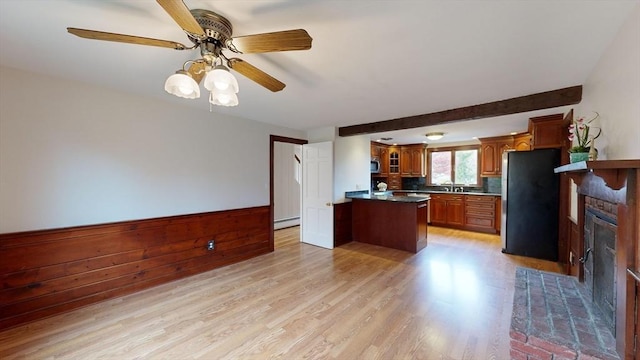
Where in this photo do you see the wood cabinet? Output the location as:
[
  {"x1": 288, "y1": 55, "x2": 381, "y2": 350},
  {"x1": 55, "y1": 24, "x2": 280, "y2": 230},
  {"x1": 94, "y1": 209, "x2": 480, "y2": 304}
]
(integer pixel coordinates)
[
  {"x1": 400, "y1": 145, "x2": 425, "y2": 177},
  {"x1": 430, "y1": 193, "x2": 464, "y2": 227},
  {"x1": 400, "y1": 146, "x2": 412, "y2": 176},
  {"x1": 513, "y1": 132, "x2": 531, "y2": 151},
  {"x1": 387, "y1": 174, "x2": 402, "y2": 190},
  {"x1": 371, "y1": 143, "x2": 381, "y2": 159},
  {"x1": 378, "y1": 146, "x2": 389, "y2": 176},
  {"x1": 371, "y1": 143, "x2": 390, "y2": 176},
  {"x1": 479, "y1": 135, "x2": 513, "y2": 177},
  {"x1": 464, "y1": 195, "x2": 498, "y2": 234},
  {"x1": 411, "y1": 146, "x2": 425, "y2": 176},
  {"x1": 388, "y1": 146, "x2": 400, "y2": 175},
  {"x1": 386, "y1": 146, "x2": 401, "y2": 189},
  {"x1": 431, "y1": 193, "x2": 501, "y2": 234},
  {"x1": 447, "y1": 196, "x2": 465, "y2": 226},
  {"x1": 528, "y1": 113, "x2": 568, "y2": 149},
  {"x1": 372, "y1": 142, "x2": 425, "y2": 180},
  {"x1": 430, "y1": 196, "x2": 447, "y2": 224}
]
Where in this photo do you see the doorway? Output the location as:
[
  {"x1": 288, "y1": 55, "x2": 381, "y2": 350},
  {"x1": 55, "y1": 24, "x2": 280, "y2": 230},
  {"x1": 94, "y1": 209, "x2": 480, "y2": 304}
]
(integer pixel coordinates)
[{"x1": 270, "y1": 135, "x2": 307, "y2": 250}]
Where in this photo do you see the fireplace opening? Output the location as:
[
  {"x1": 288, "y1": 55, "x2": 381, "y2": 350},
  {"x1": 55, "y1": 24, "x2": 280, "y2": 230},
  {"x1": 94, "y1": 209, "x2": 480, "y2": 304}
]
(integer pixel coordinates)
[{"x1": 583, "y1": 198, "x2": 617, "y2": 335}]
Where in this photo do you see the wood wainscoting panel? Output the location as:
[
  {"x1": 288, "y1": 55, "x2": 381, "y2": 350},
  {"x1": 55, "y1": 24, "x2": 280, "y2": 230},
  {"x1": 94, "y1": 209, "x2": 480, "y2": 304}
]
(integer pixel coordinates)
[{"x1": 0, "y1": 206, "x2": 271, "y2": 330}]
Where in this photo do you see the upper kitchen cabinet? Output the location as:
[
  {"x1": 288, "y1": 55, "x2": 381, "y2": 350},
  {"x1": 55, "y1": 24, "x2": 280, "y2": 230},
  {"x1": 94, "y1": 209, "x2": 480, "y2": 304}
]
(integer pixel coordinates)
[
  {"x1": 513, "y1": 132, "x2": 531, "y2": 151},
  {"x1": 401, "y1": 144, "x2": 426, "y2": 177},
  {"x1": 528, "y1": 113, "x2": 568, "y2": 149},
  {"x1": 379, "y1": 146, "x2": 389, "y2": 176},
  {"x1": 479, "y1": 135, "x2": 513, "y2": 177},
  {"x1": 389, "y1": 146, "x2": 400, "y2": 174},
  {"x1": 371, "y1": 142, "x2": 390, "y2": 176},
  {"x1": 388, "y1": 146, "x2": 401, "y2": 189},
  {"x1": 371, "y1": 142, "x2": 381, "y2": 159}
]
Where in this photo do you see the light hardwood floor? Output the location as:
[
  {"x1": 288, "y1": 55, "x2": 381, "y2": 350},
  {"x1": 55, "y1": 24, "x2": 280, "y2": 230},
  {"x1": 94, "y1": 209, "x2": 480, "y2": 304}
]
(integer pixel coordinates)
[{"x1": 0, "y1": 226, "x2": 562, "y2": 359}]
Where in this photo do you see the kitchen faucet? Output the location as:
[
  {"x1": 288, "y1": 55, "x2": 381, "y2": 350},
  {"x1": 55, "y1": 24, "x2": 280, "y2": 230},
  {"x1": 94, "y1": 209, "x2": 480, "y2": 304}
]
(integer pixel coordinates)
[{"x1": 442, "y1": 181, "x2": 454, "y2": 192}]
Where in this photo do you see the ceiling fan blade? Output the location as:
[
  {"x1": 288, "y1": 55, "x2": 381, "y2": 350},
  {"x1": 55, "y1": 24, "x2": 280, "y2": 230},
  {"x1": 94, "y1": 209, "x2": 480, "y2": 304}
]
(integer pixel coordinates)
[
  {"x1": 67, "y1": 28, "x2": 188, "y2": 50},
  {"x1": 187, "y1": 61, "x2": 207, "y2": 84},
  {"x1": 228, "y1": 58, "x2": 285, "y2": 92},
  {"x1": 156, "y1": 0, "x2": 206, "y2": 38},
  {"x1": 229, "y1": 29, "x2": 312, "y2": 53}
]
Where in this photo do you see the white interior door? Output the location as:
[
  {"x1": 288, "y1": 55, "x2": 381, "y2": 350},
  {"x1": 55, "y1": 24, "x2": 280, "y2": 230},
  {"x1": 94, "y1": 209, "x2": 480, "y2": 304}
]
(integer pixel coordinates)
[{"x1": 301, "y1": 141, "x2": 334, "y2": 249}]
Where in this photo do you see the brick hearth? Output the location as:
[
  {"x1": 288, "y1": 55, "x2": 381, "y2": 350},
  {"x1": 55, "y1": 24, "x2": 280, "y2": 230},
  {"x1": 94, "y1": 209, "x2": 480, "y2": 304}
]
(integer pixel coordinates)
[{"x1": 510, "y1": 268, "x2": 619, "y2": 360}]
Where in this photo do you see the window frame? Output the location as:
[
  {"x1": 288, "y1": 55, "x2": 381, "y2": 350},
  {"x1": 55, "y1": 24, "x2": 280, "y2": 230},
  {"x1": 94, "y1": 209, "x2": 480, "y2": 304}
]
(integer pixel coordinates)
[{"x1": 426, "y1": 145, "x2": 481, "y2": 186}]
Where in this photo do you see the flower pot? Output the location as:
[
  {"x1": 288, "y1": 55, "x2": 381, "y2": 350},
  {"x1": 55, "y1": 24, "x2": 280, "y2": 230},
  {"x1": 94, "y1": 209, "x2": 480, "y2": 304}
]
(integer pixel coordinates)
[{"x1": 570, "y1": 152, "x2": 589, "y2": 163}]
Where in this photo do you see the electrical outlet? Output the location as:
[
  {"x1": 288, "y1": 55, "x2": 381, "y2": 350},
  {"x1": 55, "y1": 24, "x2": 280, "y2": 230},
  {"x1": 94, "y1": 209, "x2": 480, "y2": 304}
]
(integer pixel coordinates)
[{"x1": 207, "y1": 240, "x2": 215, "y2": 251}]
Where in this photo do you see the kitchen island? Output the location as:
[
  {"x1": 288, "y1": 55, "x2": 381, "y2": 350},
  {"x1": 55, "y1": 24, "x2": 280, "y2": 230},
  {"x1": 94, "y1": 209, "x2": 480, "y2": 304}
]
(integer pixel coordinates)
[{"x1": 347, "y1": 193, "x2": 429, "y2": 253}]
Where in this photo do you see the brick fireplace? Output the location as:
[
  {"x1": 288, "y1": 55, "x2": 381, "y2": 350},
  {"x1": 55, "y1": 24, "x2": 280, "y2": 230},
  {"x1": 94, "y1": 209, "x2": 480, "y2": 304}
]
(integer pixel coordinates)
[
  {"x1": 510, "y1": 161, "x2": 639, "y2": 359},
  {"x1": 583, "y1": 196, "x2": 618, "y2": 335},
  {"x1": 557, "y1": 161, "x2": 639, "y2": 359}
]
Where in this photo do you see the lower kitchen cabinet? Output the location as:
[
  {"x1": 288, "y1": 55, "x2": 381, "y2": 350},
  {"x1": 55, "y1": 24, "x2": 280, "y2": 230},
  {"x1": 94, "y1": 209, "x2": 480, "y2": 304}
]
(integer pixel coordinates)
[
  {"x1": 430, "y1": 193, "x2": 500, "y2": 234},
  {"x1": 430, "y1": 194, "x2": 464, "y2": 227},
  {"x1": 464, "y1": 195, "x2": 498, "y2": 234}
]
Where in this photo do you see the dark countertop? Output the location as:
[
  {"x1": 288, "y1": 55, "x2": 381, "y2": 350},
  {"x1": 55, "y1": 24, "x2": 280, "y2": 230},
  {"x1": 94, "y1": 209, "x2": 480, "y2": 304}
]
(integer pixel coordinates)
[
  {"x1": 344, "y1": 189, "x2": 499, "y2": 202},
  {"x1": 346, "y1": 193, "x2": 430, "y2": 203},
  {"x1": 393, "y1": 190, "x2": 501, "y2": 196}
]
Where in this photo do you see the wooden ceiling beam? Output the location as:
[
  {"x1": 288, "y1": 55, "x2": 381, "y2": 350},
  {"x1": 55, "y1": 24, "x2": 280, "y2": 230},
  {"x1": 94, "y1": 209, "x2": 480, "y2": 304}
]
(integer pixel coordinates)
[{"x1": 338, "y1": 85, "x2": 582, "y2": 137}]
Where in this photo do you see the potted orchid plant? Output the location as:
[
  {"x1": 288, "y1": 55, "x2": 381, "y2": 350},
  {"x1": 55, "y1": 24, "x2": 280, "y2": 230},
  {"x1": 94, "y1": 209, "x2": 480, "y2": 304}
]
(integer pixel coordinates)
[
  {"x1": 568, "y1": 112, "x2": 601, "y2": 153},
  {"x1": 568, "y1": 112, "x2": 601, "y2": 163}
]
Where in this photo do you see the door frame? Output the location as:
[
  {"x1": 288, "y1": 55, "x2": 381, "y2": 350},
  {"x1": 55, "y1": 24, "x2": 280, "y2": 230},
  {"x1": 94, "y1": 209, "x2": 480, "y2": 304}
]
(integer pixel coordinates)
[{"x1": 269, "y1": 135, "x2": 308, "y2": 251}]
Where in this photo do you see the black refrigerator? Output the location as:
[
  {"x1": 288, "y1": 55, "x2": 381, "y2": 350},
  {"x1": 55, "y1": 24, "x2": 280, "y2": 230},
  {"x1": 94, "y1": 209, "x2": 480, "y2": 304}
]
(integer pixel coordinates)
[{"x1": 500, "y1": 149, "x2": 560, "y2": 261}]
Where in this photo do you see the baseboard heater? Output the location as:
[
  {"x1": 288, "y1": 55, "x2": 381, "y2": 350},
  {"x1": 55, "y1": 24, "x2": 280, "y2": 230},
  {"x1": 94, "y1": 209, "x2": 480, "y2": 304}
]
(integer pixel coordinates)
[{"x1": 274, "y1": 216, "x2": 300, "y2": 230}]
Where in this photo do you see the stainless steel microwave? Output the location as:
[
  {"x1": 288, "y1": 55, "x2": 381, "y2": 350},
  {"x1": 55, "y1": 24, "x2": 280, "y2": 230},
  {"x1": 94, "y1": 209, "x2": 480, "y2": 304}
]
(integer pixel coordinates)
[{"x1": 371, "y1": 159, "x2": 380, "y2": 173}]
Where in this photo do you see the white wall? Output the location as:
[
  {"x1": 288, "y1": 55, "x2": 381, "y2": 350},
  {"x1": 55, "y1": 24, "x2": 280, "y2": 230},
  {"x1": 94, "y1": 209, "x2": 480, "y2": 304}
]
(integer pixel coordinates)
[
  {"x1": 578, "y1": 4, "x2": 640, "y2": 160},
  {"x1": 333, "y1": 135, "x2": 370, "y2": 203},
  {"x1": 0, "y1": 66, "x2": 304, "y2": 233}
]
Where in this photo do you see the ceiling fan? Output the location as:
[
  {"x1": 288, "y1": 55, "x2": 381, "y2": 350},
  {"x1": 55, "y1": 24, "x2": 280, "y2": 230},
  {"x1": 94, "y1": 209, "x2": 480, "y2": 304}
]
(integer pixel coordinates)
[{"x1": 67, "y1": 0, "x2": 312, "y2": 107}]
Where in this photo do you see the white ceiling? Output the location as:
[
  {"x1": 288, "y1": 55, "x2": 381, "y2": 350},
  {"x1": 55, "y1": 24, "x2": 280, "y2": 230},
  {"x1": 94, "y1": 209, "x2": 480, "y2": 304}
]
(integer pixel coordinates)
[{"x1": 0, "y1": 1, "x2": 637, "y2": 145}]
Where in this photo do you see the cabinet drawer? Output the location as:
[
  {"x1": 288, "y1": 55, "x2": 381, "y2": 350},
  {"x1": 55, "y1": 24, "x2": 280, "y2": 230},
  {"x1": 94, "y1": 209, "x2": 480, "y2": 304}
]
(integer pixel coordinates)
[
  {"x1": 466, "y1": 216, "x2": 495, "y2": 228},
  {"x1": 429, "y1": 194, "x2": 463, "y2": 201},
  {"x1": 465, "y1": 202, "x2": 495, "y2": 211},
  {"x1": 465, "y1": 208, "x2": 495, "y2": 217},
  {"x1": 465, "y1": 195, "x2": 496, "y2": 202}
]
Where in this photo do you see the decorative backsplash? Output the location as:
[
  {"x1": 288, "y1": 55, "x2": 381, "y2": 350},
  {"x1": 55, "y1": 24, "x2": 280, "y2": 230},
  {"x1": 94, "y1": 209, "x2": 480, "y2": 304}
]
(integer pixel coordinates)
[
  {"x1": 397, "y1": 176, "x2": 502, "y2": 193},
  {"x1": 485, "y1": 177, "x2": 502, "y2": 193}
]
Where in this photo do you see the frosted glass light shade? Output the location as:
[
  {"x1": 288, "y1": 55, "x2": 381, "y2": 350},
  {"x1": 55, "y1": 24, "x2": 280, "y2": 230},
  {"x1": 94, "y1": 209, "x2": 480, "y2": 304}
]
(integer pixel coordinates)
[
  {"x1": 164, "y1": 71, "x2": 200, "y2": 99},
  {"x1": 204, "y1": 65, "x2": 239, "y2": 93},
  {"x1": 209, "y1": 89, "x2": 239, "y2": 107},
  {"x1": 425, "y1": 132, "x2": 444, "y2": 140}
]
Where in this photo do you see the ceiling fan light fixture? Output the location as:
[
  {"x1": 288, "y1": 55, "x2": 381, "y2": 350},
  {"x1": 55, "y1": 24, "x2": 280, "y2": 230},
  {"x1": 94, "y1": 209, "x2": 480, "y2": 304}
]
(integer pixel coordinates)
[
  {"x1": 164, "y1": 70, "x2": 200, "y2": 99},
  {"x1": 204, "y1": 65, "x2": 239, "y2": 93},
  {"x1": 425, "y1": 132, "x2": 444, "y2": 141},
  {"x1": 209, "y1": 89, "x2": 239, "y2": 107}
]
